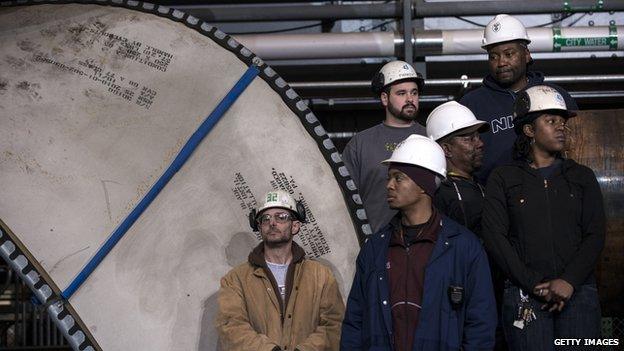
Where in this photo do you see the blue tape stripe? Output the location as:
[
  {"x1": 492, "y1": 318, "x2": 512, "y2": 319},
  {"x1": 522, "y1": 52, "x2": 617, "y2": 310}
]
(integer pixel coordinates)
[{"x1": 62, "y1": 65, "x2": 260, "y2": 299}]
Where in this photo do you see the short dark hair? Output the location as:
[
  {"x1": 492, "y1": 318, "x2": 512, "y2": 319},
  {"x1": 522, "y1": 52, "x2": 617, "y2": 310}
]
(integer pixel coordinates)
[{"x1": 382, "y1": 85, "x2": 392, "y2": 96}]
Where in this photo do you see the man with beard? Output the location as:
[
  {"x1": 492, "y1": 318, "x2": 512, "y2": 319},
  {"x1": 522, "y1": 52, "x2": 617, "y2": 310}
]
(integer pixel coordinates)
[
  {"x1": 460, "y1": 14, "x2": 577, "y2": 183},
  {"x1": 216, "y1": 190, "x2": 344, "y2": 351},
  {"x1": 426, "y1": 101, "x2": 489, "y2": 236},
  {"x1": 342, "y1": 60, "x2": 426, "y2": 233},
  {"x1": 341, "y1": 135, "x2": 496, "y2": 350}
]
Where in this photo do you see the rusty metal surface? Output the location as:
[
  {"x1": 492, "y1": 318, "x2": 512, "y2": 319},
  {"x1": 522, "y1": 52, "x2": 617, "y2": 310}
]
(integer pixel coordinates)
[{"x1": 567, "y1": 109, "x2": 624, "y2": 317}]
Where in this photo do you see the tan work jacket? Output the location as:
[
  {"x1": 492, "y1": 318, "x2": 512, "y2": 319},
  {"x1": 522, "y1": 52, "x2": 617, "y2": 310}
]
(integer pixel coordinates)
[{"x1": 216, "y1": 242, "x2": 344, "y2": 351}]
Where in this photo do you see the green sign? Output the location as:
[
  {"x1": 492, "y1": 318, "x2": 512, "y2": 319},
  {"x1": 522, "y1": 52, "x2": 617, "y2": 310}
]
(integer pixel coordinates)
[
  {"x1": 563, "y1": 0, "x2": 604, "y2": 12},
  {"x1": 552, "y1": 26, "x2": 618, "y2": 52}
]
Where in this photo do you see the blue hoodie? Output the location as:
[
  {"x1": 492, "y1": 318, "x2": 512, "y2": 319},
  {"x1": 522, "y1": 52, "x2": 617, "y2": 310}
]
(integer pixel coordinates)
[{"x1": 459, "y1": 71, "x2": 577, "y2": 183}]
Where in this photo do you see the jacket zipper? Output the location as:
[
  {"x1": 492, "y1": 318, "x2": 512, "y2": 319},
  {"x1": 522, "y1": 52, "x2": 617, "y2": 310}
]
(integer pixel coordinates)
[
  {"x1": 404, "y1": 245, "x2": 409, "y2": 351},
  {"x1": 543, "y1": 179, "x2": 559, "y2": 276}
]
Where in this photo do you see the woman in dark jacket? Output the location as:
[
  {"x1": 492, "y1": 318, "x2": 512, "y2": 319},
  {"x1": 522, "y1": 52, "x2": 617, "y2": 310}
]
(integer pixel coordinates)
[{"x1": 481, "y1": 85, "x2": 605, "y2": 351}]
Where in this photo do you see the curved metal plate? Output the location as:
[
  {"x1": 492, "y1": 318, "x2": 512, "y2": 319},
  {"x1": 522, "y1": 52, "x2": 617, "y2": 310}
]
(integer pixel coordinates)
[
  {"x1": 0, "y1": 2, "x2": 366, "y2": 350},
  {"x1": 567, "y1": 110, "x2": 624, "y2": 317}
]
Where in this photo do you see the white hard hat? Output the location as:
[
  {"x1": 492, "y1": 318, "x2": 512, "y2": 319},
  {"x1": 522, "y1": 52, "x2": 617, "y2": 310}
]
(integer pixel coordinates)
[
  {"x1": 371, "y1": 60, "x2": 424, "y2": 94},
  {"x1": 426, "y1": 101, "x2": 490, "y2": 141},
  {"x1": 257, "y1": 190, "x2": 298, "y2": 216},
  {"x1": 382, "y1": 134, "x2": 447, "y2": 178},
  {"x1": 482, "y1": 14, "x2": 531, "y2": 49},
  {"x1": 249, "y1": 190, "x2": 306, "y2": 231},
  {"x1": 513, "y1": 85, "x2": 576, "y2": 133}
]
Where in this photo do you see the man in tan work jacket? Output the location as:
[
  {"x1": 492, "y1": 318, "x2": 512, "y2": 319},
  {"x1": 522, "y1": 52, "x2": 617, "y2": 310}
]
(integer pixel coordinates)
[{"x1": 216, "y1": 190, "x2": 344, "y2": 351}]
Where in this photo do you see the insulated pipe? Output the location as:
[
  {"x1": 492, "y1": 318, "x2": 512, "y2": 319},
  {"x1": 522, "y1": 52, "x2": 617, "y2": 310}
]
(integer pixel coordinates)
[
  {"x1": 413, "y1": 0, "x2": 624, "y2": 17},
  {"x1": 174, "y1": 3, "x2": 400, "y2": 22},
  {"x1": 439, "y1": 26, "x2": 623, "y2": 54},
  {"x1": 234, "y1": 26, "x2": 624, "y2": 59},
  {"x1": 235, "y1": 32, "x2": 399, "y2": 60},
  {"x1": 289, "y1": 75, "x2": 624, "y2": 90}
]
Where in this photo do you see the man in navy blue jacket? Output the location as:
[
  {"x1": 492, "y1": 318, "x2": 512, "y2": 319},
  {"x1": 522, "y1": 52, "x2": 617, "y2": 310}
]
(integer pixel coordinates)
[
  {"x1": 460, "y1": 14, "x2": 577, "y2": 183},
  {"x1": 341, "y1": 134, "x2": 496, "y2": 351}
]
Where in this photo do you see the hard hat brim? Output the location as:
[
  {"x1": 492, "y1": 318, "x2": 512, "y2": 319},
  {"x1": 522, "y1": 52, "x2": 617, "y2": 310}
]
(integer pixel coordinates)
[
  {"x1": 380, "y1": 160, "x2": 446, "y2": 179},
  {"x1": 513, "y1": 108, "x2": 577, "y2": 134},
  {"x1": 381, "y1": 77, "x2": 425, "y2": 93},
  {"x1": 439, "y1": 121, "x2": 490, "y2": 141},
  {"x1": 256, "y1": 205, "x2": 297, "y2": 219},
  {"x1": 481, "y1": 38, "x2": 531, "y2": 50}
]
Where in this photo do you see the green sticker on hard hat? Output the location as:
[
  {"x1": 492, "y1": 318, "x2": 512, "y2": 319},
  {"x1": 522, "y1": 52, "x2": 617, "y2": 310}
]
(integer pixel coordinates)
[{"x1": 552, "y1": 26, "x2": 617, "y2": 52}]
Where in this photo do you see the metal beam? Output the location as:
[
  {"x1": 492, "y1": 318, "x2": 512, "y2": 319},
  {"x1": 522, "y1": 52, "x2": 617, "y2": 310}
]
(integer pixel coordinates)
[{"x1": 403, "y1": 0, "x2": 413, "y2": 63}]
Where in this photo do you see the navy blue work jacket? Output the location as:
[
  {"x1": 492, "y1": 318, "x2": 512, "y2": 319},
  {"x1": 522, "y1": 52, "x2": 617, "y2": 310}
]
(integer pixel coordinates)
[{"x1": 340, "y1": 216, "x2": 496, "y2": 351}]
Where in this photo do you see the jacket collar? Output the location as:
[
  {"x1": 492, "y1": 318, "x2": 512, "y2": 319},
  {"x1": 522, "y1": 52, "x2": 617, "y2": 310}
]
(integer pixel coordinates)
[
  {"x1": 510, "y1": 157, "x2": 578, "y2": 178},
  {"x1": 248, "y1": 240, "x2": 306, "y2": 268},
  {"x1": 389, "y1": 208, "x2": 441, "y2": 247}
]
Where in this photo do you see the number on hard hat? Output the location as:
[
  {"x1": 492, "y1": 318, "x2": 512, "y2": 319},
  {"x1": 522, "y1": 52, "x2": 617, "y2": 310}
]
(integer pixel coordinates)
[
  {"x1": 371, "y1": 60, "x2": 424, "y2": 95},
  {"x1": 426, "y1": 101, "x2": 490, "y2": 141},
  {"x1": 512, "y1": 85, "x2": 577, "y2": 134},
  {"x1": 482, "y1": 14, "x2": 531, "y2": 49},
  {"x1": 248, "y1": 190, "x2": 307, "y2": 231},
  {"x1": 382, "y1": 134, "x2": 447, "y2": 178}
]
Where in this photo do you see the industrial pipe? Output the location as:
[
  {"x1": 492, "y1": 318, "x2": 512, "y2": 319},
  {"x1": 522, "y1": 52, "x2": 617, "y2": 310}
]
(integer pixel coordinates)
[
  {"x1": 306, "y1": 95, "x2": 455, "y2": 110},
  {"x1": 173, "y1": 1, "x2": 624, "y2": 22},
  {"x1": 307, "y1": 90, "x2": 624, "y2": 111},
  {"x1": 413, "y1": 0, "x2": 624, "y2": 17},
  {"x1": 289, "y1": 75, "x2": 624, "y2": 90},
  {"x1": 437, "y1": 26, "x2": 623, "y2": 55},
  {"x1": 173, "y1": 3, "x2": 400, "y2": 22},
  {"x1": 235, "y1": 26, "x2": 624, "y2": 59},
  {"x1": 235, "y1": 31, "x2": 399, "y2": 59}
]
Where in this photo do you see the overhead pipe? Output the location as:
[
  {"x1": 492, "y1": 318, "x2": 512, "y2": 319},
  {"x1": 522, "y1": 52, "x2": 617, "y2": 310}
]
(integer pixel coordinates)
[
  {"x1": 173, "y1": 1, "x2": 624, "y2": 22},
  {"x1": 173, "y1": 3, "x2": 400, "y2": 22},
  {"x1": 234, "y1": 25, "x2": 624, "y2": 59},
  {"x1": 413, "y1": 0, "x2": 624, "y2": 17},
  {"x1": 307, "y1": 90, "x2": 624, "y2": 111},
  {"x1": 305, "y1": 95, "x2": 455, "y2": 110},
  {"x1": 436, "y1": 26, "x2": 623, "y2": 55},
  {"x1": 290, "y1": 75, "x2": 624, "y2": 90},
  {"x1": 235, "y1": 31, "x2": 400, "y2": 60}
]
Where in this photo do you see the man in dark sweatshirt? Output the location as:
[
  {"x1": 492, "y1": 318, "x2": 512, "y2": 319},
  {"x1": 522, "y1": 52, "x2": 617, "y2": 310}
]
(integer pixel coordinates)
[{"x1": 460, "y1": 14, "x2": 577, "y2": 183}]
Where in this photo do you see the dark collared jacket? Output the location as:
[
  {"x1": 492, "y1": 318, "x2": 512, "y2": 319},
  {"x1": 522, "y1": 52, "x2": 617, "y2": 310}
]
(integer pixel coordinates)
[{"x1": 481, "y1": 159, "x2": 606, "y2": 293}]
